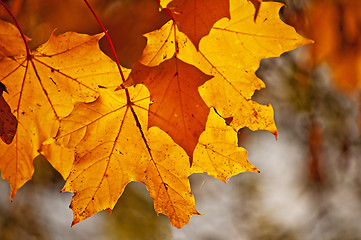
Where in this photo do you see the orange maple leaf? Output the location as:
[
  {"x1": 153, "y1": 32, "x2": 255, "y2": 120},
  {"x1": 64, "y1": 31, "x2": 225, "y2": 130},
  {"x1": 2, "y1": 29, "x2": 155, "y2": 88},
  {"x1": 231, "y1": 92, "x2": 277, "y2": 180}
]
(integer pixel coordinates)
[
  {"x1": 0, "y1": 19, "x2": 120, "y2": 198},
  {"x1": 161, "y1": 0, "x2": 230, "y2": 49},
  {"x1": 0, "y1": 0, "x2": 310, "y2": 229},
  {"x1": 128, "y1": 57, "x2": 212, "y2": 160},
  {"x1": 135, "y1": 0, "x2": 308, "y2": 139}
]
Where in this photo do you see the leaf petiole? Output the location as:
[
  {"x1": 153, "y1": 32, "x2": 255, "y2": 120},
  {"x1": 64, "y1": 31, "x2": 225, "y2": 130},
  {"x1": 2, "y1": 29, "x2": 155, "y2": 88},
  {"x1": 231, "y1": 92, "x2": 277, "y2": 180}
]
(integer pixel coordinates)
[
  {"x1": 155, "y1": 0, "x2": 175, "y2": 21},
  {"x1": 83, "y1": 0, "x2": 126, "y2": 84},
  {"x1": 0, "y1": 0, "x2": 31, "y2": 59}
]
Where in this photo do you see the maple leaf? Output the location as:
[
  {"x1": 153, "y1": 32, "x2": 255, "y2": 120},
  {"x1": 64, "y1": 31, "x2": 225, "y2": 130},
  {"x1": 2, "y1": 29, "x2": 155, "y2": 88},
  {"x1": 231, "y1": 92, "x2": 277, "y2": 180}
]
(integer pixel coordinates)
[
  {"x1": 128, "y1": 57, "x2": 212, "y2": 160},
  {"x1": 0, "y1": 0, "x2": 310, "y2": 229},
  {"x1": 0, "y1": 19, "x2": 29, "y2": 57},
  {"x1": 161, "y1": 0, "x2": 230, "y2": 49},
  {"x1": 54, "y1": 86, "x2": 197, "y2": 228},
  {"x1": 192, "y1": 109, "x2": 259, "y2": 181},
  {"x1": 0, "y1": 82, "x2": 17, "y2": 145},
  {"x1": 134, "y1": 0, "x2": 308, "y2": 140},
  {"x1": 195, "y1": 0, "x2": 310, "y2": 132},
  {"x1": 0, "y1": 19, "x2": 120, "y2": 198}
]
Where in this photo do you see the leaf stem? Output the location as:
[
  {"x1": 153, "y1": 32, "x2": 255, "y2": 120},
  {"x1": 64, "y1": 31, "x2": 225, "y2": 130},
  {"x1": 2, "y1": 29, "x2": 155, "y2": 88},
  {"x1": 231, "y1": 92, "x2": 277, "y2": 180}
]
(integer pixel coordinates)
[
  {"x1": 0, "y1": 0, "x2": 31, "y2": 58},
  {"x1": 83, "y1": 0, "x2": 126, "y2": 84},
  {"x1": 155, "y1": 0, "x2": 175, "y2": 21}
]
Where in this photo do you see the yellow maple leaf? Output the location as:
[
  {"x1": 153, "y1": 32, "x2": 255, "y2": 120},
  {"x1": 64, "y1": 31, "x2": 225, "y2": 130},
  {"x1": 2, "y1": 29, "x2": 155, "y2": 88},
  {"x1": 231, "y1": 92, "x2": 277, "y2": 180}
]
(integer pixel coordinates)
[
  {"x1": 0, "y1": 19, "x2": 120, "y2": 198},
  {"x1": 135, "y1": 0, "x2": 308, "y2": 137},
  {"x1": 197, "y1": 0, "x2": 309, "y2": 131},
  {"x1": 54, "y1": 86, "x2": 197, "y2": 228},
  {"x1": 0, "y1": 0, "x2": 310, "y2": 228},
  {"x1": 0, "y1": 19, "x2": 29, "y2": 57},
  {"x1": 192, "y1": 109, "x2": 259, "y2": 182}
]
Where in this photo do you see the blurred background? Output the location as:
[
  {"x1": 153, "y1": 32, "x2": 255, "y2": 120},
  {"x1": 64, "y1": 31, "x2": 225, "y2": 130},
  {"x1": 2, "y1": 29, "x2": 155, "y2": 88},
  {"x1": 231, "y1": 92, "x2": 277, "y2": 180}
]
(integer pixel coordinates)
[{"x1": 1, "y1": 0, "x2": 361, "y2": 239}]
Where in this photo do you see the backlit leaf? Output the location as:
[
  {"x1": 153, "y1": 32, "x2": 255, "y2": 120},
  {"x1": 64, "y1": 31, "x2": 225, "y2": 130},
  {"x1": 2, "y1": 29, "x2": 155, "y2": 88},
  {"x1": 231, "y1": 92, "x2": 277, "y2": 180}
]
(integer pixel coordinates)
[
  {"x1": 164, "y1": 0, "x2": 230, "y2": 48},
  {"x1": 55, "y1": 86, "x2": 197, "y2": 228},
  {"x1": 135, "y1": 0, "x2": 308, "y2": 137},
  {"x1": 129, "y1": 57, "x2": 212, "y2": 160},
  {"x1": 0, "y1": 20, "x2": 120, "y2": 198},
  {"x1": 193, "y1": 109, "x2": 259, "y2": 182},
  {"x1": 0, "y1": 0, "x2": 310, "y2": 228}
]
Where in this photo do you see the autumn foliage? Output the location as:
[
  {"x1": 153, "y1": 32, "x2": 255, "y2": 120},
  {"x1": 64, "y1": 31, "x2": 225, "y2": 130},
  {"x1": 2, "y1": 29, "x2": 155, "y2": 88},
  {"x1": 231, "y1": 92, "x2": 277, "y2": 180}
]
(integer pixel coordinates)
[
  {"x1": 0, "y1": 0, "x2": 308, "y2": 228},
  {"x1": 284, "y1": 0, "x2": 361, "y2": 92}
]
